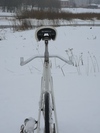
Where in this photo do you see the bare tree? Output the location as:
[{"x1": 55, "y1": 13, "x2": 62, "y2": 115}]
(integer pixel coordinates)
[
  {"x1": 37, "y1": 0, "x2": 61, "y2": 11},
  {"x1": 0, "y1": 0, "x2": 60, "y2": 12},
  {"x1": 88, "y1": 0, "x2": 92, "y2": 4}
]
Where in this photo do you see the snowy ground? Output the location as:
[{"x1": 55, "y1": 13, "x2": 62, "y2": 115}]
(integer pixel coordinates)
[
  {"x1": 0, "y1": 25, "x2": 100, "y2": 133},
  {"x1": 61, "y1": 7, "x2": 100, "y2": 13}
]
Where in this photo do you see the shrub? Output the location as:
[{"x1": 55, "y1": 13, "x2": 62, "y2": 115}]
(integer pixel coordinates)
[{"x1": 16, "y1": 9, "x2": 100, "y2": 20}]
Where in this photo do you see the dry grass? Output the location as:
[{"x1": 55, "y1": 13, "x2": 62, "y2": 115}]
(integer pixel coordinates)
[
  {"x1": 16, "y1": 9, "x2": 100, "y2": 20},
  {"x1": 14, "y1": 9, "x2": 100, "y2": 31}
]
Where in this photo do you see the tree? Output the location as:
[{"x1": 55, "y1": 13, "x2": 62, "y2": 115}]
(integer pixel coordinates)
[
  {"x1": 37, "y1": 0, "x2": 61, "y2": 11},
  {"x1": 0, "y1": 0, "x2": 61, "y2": 12},
  {"x1": 70, "y1": 0, "x2": 76, "y2": 7},
  {"x1": 88, "y1": 0, "x2": 92, "y2": 4},
  {"x1": 0, "y1": 0, "x2": 22, "y2": 12},
  {"x1": 95, "y1": 0, "x2": 100, "y2": 4}
]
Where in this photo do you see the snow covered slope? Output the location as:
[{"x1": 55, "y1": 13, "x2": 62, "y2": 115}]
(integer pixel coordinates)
[{"x1": 0, "y1": 26, "x2": 100, "y2": 133}]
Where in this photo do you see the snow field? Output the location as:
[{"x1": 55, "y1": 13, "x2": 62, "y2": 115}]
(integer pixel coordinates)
[{"x1": 0, "y1": 26, "x2": 100, "y2": 133}]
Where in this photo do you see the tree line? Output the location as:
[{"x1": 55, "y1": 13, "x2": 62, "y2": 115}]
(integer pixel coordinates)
[{"x1": 0, "y1": 0, "x2": 61, "y2": 12}]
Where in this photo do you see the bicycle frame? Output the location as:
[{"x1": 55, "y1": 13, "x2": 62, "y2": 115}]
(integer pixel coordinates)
[
  {"x1": 37, "y1": 40, "x2": 59, "y2": 133},
  {"x1": 20, "y1": 26, "x2": 74, "y2": 133}
]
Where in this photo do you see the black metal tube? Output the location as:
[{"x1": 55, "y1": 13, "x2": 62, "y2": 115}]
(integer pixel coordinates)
[{"x1": 44, "y1": 40, "x2": 49, "y2": 63}]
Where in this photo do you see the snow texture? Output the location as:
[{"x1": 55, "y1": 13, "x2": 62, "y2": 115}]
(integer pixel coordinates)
[{"x1": 0, "y1": 9, "x2": 100, "y2": 133}]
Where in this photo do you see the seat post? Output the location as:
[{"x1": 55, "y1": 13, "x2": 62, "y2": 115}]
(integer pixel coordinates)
[
  {"x1": 44, "y1": 40, "x2": 49, "y2": 63},
  {"x1": 35, "y1": 26, "x2": 57, "y2": 63}
]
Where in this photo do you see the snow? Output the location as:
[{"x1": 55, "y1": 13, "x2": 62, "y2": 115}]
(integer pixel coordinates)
[
  {"x1": 0, "y1": 12, "x2": 14, "y2": 16},
  {"x1": 0, "y1": 10, "x2": 100, "y2": 133},
  {"x1": 61, "y1": 8, "x2": 100, "y2": 13}
]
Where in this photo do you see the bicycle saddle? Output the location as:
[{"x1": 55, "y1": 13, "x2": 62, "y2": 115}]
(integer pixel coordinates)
[{"x1": 35, "y1": 26, "x2": 57, "y2": 41}]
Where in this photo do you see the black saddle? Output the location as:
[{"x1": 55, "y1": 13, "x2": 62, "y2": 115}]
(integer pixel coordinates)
[{"x1": 35, "y1": 26, "x2": 57, "y2": 41}]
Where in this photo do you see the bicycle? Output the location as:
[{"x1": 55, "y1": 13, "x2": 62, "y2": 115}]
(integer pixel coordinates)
[{"x1": 20, "y1": 26, "x2": 74, "y2": 133}]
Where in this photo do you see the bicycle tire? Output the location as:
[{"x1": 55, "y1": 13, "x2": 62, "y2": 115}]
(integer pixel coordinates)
[
  {"x1": 53, "y1": 123, "x2": 56, "y2": 133},
  {"x1": 44, "y1": 92, "x2": 50, "y2": 133}
]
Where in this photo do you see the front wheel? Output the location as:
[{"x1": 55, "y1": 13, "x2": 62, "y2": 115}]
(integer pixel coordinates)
[
  {"x1": 44, "y1": 92, "x2": 50, "y2": 133},
  {"x1": 53, "y1": 123, "x2": 56, "y2": 133}
]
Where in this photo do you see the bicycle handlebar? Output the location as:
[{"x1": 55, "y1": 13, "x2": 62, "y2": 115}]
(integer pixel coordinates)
[{"x1": 20, "y1": 55, "x2": 74, "y2": 66}]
